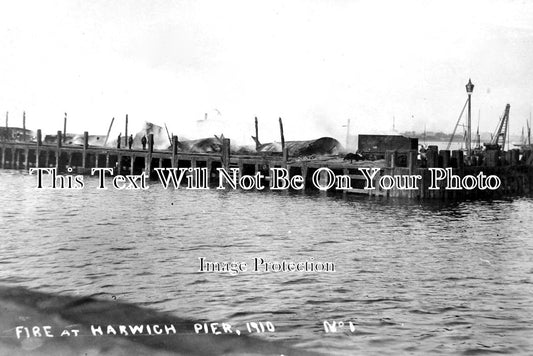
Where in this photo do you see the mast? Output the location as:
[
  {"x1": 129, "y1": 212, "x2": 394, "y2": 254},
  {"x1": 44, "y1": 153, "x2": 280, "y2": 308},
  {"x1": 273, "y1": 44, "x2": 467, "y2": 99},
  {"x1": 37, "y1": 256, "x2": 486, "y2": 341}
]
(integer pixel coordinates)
[
  {"x1": 476, "y1": 109, "x2": 480, "y2": 149},
  {"x1": 164, "y1": 123, "x2": 172, "y2": 146},
  {"x1": 527, "y1": 110, "x2": 531, "y2": 145},
  {"x1": 104, "y1": 117, "x2": 115, "y2": 146},
  {"x1": 63, "y1": 113, "x2": 67, "y2": 142},
  {"x1": 465, "y1": 79, "x2": 475, "y2": 157}
]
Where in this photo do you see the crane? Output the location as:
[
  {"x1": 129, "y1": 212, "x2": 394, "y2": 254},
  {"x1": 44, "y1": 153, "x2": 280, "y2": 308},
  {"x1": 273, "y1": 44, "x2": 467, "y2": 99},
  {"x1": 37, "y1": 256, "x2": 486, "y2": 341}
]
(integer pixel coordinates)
[{"x1": 488, "y1": 104, "x2": 510, "y2": 151}]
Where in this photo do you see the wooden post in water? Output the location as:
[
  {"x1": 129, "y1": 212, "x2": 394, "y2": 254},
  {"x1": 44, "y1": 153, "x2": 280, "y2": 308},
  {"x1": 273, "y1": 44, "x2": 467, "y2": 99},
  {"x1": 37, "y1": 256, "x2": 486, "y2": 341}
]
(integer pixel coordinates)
[
  {"x1": 130, "y1": 155, "x2": 135, "y2": 175},
  {"x1": 440, "y1": 150, "x2": 451, "y2": 168},
  {"x1": 145, "y1": 133, "x2": 154, "y2": 176},
  {"x1": 385, "y1": 151, "x2": 392, "y2": 168},
  {"x1": 10, "y1": 148, "x2": 15, "y2": 169},
  {"x1": 408, "y1": 150, "x2": 417, "y2": 174},
  {"x1": 238, "y1": 158, "x2": 244, "y2": 175},
  {"x1": 1, "y1": 143, "x2": 5, "y2": 168},
  {"x1": 36, "y1": 129, "x2": 42, "y2": 167},
  {"x1": 63, "y1": 113, "x2": 67, "y2": 143},
  {"x1": 510, "y1": 149, "x2": 519, "y2": 166},
  {"x1": 125, "y1": 114, "x2": 128, "y2": 148},
  {"x1": 452, "y1": 150, "x2": 464, "y2": 170},
  {"x1": 117, "y1": 154, "x2": 122, "y2": 175},
  {"x1": 172, "y1": 135, "x2": 178, "y2": 168},
  {"x1": 504, "y1": 151, "x2": 512, "y2": 166},
  {"x1": 426, "y1": 146, "x2": 438, "y2": 168},
  {"x1": 14, "y1": 149, "x2": 19, "y2": 169},
  {"x1": 22, "y1": 111, "x2": 26, "y2": 142},
  {"x1": 283, "y1": 147, "x2": 289, "y2": 166},
  {"x1": 190, "y1": 158, "x2": 197, "y2": 185},
  {"x1": 221, "y1": 138, "x2": 230, "y2": 170},
  {"x1": 301, "y1": 163, "x2": 308, "y2": 191},
  {"x1": 56, "y1": 130, "x2": 62, "y2": 170},
  {"x1": 82, "y1": 131, "x2": 89, "y2": 169}
]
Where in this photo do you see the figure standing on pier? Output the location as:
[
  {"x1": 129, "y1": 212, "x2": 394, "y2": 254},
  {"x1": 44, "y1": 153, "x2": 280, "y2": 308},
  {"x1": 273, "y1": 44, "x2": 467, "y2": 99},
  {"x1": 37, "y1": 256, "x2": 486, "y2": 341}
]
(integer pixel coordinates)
[
  {"x1": 141, "y1": 135, "x2": 147, "y2": 150},
  {"x1": 117, "y1": 133, "x2": 121, "y2": 149},
  {"x1": 128, "y1": 134, "x2": 133, "y2": 149}
]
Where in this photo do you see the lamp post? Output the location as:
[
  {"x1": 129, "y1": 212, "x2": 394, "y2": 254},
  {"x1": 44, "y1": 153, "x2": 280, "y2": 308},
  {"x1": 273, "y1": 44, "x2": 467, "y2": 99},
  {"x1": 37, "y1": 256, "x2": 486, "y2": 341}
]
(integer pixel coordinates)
[{"x1": 465, "y1": 79, "x2": 474, "y2": 157}]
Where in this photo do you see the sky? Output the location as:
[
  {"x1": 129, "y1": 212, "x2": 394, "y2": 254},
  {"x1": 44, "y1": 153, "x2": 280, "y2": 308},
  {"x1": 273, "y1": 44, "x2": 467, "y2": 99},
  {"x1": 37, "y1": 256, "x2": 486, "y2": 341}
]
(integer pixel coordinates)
[{"x1": 1, "y1": 0, "x2": 533, "y2": 145}]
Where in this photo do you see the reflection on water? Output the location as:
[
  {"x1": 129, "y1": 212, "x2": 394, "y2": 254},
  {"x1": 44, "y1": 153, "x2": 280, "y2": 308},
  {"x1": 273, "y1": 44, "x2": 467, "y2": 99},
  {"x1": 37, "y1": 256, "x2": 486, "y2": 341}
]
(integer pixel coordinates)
[{"x1": 1, "y1": 170, "x2": 533, "y2": 355}]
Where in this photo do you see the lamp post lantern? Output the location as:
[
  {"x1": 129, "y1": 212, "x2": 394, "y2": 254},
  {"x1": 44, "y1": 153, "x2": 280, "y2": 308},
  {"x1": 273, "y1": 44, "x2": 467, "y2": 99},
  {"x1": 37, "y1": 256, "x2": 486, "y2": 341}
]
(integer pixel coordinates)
[{"x1": 465, "y1": 79, "x2": 474, "y2": 157}]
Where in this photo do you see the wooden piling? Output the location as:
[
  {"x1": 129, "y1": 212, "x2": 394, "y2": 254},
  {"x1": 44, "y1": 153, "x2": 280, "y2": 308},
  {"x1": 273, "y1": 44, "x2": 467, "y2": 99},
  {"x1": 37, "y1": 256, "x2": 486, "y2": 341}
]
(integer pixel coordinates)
[
  {"x1": 391, "y1": 151, "x2": 397, "y2": 168},
  {"x1": 451, "y1": 150, "x2": 463, "y2": 170},
  {"x1": 125, "y1": 114, "x2": 128, "y2": 148},
  {"x1": 56, "y1": 130, "x2": 62, "y2": 170},
  {"x1": 385, "y1": 151, "x2": 392, "y2": 168},
  {"x1": 145, "y1": 134, "x2": 154, "y2": 176},
  {"x1": 130, "y1": 155, "x2": 135, "y2": 174},
  {"x1": 82, "y1": 131, "x2": 89, "y2": 168},
  {"x1": 238, "y1": 159, "x2": 244, "y2": 174},
  {"x1": 408, "y1": 150, "x2": 417, "y2": 174},
  {"x1": 36, "y1": 129, "x2": 42, "y2": 167},
  {"x1": 172, "y1": 135, "x2": 178, "y2": 168},
  {"x1": 206, "y1": 158, "x2": 213, "y2": 183},
  {"x1": 282, "y1": 147, "x2": 289, "y2": 166},
  {"x1": 440, "y1": 150, "x2": 451, "y2": 168},
  {"x1": 5, "y1": 112, "x2": 8, "y2": 141},
  {"x1": 301, "y1": 163, "x2": 308, "y2": 191},
  {"x1": 117, "y1": 154, "x2": 122, "y2": 175},
  {"x1": 510, "y1": 149, "x2": 519, "y2": 166},
  {"x1": 426, "y1": 147, "x2": 438, "y2": 168},
  {"x1": 1, "y1": 144, "x2": 5, "y2": 168},
  {"x1": 222, "y1": 138, "x2": 230, "y2": 170}
]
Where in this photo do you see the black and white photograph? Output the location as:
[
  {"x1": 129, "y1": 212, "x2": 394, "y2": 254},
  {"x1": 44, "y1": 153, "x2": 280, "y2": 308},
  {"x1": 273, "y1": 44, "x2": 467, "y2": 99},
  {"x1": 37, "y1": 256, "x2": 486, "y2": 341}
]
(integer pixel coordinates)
[{"x1": 1, "y1": 1, "x2": 533, "y2": 355}]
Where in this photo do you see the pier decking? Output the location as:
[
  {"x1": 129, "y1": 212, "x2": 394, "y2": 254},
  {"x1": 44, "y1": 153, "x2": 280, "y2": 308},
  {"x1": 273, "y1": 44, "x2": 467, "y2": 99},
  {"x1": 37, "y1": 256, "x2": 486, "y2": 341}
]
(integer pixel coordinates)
[{"x1": 1, "y1": 130, "x2": 532, "y2": 199}]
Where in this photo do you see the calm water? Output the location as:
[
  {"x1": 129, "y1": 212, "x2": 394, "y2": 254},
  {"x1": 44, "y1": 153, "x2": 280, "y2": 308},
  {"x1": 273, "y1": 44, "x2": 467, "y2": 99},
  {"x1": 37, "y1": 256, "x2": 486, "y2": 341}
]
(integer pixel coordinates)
[{"x1": 1, "y1": 170, "x2": 533, "y2": 355}]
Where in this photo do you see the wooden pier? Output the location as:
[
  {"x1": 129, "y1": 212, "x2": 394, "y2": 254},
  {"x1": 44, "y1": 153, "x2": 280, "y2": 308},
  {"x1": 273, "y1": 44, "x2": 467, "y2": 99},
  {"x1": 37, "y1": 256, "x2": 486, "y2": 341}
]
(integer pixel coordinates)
[{"x1": 1, "y1": 130, "x2": 532, "y2": 199}]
